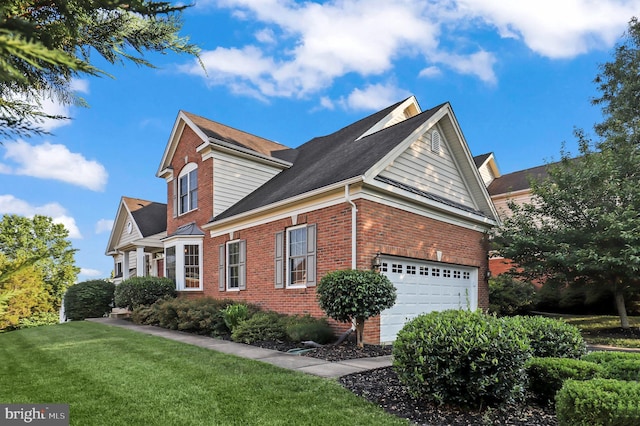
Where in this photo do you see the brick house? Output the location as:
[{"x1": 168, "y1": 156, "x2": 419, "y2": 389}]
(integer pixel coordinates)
[{"x1": 109, "y1": 96, "x2": 500, "y2": 343}]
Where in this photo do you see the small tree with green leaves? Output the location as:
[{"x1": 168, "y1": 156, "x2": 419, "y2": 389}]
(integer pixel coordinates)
[{"x1": 316, "y1": 269, "x2": 396, "y2": 347}]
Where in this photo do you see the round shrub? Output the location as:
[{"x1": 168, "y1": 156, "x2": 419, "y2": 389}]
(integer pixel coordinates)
[
  {"x1": 64, "y1": 280, "x2": 115, "y2": 320},
  {"x1": 488, "y1": 274, "x2": 535, "y2": 316},
  {"x1": 317, "y1": 269, "x2": 396, "y2": 347},
  {"x1": 114, "y1": 276, "x2": 176, "y2": 309},
  {"x1": 393, "y1": 309, "x2": 531, "y2": 407},
  {"x1": 231, "y1": 311, "x2": 287, "y2": 344},
  {"x1": 507, "y1": 316, "x2": 586, "y2": 358}
]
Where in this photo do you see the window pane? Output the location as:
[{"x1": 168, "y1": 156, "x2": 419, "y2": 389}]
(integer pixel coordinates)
[
  {"x1": 189, "y1": 170, "x2": 198, "y2": 210},
  {"x1": 166, "y1": 247, "x2": 176, "y2": 282},
  {"x1": 289, "y1": 257, "x2": 306, "y2": 286},
  {"x1": 227, "y1": 242, "x2": 240, "y2": 289},
  {"x1": 289, "y1": 228, "x2": 306, "y2": 256},
  {"x1": 184, "y1": 244, "x2": 199, "y2": 288}
]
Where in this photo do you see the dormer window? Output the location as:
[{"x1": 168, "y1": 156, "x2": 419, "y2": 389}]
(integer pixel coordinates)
[
  {"x1": 178, "y1": 163, "x2": 198, "y2": 215},
  {"x1": 431, "y1": 130, "x2": 441, "y2": 153}
]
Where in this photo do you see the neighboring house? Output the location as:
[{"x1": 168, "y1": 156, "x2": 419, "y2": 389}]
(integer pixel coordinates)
[
  {"x1": 475, "y1": 156, "x2": 550, "y2": 276},
  {"x1": 149, "y1": 95, "x2": 499, "y2": 343},
  {"x1": 105, "y1": 197, "x2": 167, "y2": 284}
]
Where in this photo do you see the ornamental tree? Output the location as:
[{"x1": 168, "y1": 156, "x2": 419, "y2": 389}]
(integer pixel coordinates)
[{"x1": 316, "y1": 269, "x2": 396, "y2": 347}]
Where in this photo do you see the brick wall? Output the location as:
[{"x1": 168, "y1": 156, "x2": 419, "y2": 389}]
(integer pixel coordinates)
[
  {"x1": 166, "y1": 126, "x2": 213, "y2": 236},
  {"x1": 202, "y1": 198, "x2": 490, "y2": 344}
]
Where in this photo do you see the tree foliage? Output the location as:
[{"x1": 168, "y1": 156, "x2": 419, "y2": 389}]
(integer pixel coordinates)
[
  {"x1": 316, "y1": 269, "x2": 396, "y2": 347},
  {"x1": 493, "y1": 17, "x2": 640, "y2": 328},
  {"x1": 0, "y1": 0, "x2": 200, "y2": 138},
  {"x1": 0, "y1": 214, "x2": 78, "y2": 329}
]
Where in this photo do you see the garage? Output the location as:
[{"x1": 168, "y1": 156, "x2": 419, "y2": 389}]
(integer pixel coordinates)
[{"x1": 379, "y1": 257, "x2": 478, "y2": 343}]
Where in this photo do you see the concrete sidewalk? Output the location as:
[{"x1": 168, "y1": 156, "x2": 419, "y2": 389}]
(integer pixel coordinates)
[{"x1": 86, "y1": 317, "x2": 392, "y2": 378}]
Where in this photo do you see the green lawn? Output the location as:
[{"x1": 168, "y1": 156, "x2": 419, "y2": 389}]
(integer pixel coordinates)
[
  {"x1": 0, "y1": 322, "x2": 407, "y2": 426},
  {"x1": 557, "y1": 314, "x2": 640, "y2": 348}
]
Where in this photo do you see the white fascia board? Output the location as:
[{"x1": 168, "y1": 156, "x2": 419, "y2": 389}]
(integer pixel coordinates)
[
  {"x1": 491, "y1": 188, "x2": 531, "y2": 200},
  {"x1": 162, "y1": 234, "x2": 204, "y2": 245},
  {"x1": 203, "y1": 176, "x2": 363, "y2": 234},
  {"x1": 104, "y1": 198, "x2": 130, "y2": 255},
  {"x1": 440, "y1": 106, "x2": 501, "y2": 224},
  {"x1": 356, "y1": 96, "x2": 421, "y2": 141},
  {"x1": 156, "y1": 111, "x2": 209, "y2": 178},
  {"x1": 197, "y1": 139, "x2": 292, "y2": 168},
  {"x1": 363, "y1": 105, "x2": 448, "y2": 181},
  {"x1": 364, "y1": 179, "x2": 498, "y2": 230}
]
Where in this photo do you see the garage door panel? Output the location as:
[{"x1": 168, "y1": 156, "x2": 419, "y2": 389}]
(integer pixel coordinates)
[{"x1": 379, "y1": 257, "x2": 478, "y2": 343}]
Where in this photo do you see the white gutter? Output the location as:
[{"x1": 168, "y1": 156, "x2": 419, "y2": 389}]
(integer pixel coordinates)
[{"x1": 345, "y1": 184, "x2": 358, "y2": 269}]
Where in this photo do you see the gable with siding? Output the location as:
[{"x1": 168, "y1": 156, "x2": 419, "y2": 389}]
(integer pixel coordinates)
[{"x1": 379, "y1": 126, "x2": 475, "y2": 210}]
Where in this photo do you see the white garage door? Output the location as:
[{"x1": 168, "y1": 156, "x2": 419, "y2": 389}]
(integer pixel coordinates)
[{"x1": 379, "y1": 257, "x2": 478, "y2": 343}]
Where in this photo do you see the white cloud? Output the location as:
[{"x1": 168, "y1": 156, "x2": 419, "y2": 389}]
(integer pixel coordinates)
[
  {"x1": 419, "y1": 66, "x2": 443, "y2": 79},
  {"x1": 1, "y1": 140, "x2": 108, "y2": 191},
  {"x1": 455, "y1": 0, "x2": 638, "y2": 58},
  {"x1": 255, "y1": 28, "x2": 276, "y2": 44},
  {"x1": 95, "y1": 219, "x2": 114, "y2": 234},
  {"x1": 338, "y1": 83, "x2": 412, "y2": 111},
  {"x1": 70, "y1": 79, "x2": 90, "y2": 94},
  {"x1": 5, "y1": 79, "x2": 89, "y2": 133},
  {"x1": 0, "y1": 194, "x2": 82, "y2": 239},
  {"x1": 79, "y1": 268, "x2": 103, "y2": 278},
  {"x1": 434, "y1": 50, "x2": 498, "y2": 84},
  {"x1": 183, "y1": 0, "x2": 442, "y2": 99},
  {"x1": 182, "y1": 0, "x2": 635, "y2": 104}
]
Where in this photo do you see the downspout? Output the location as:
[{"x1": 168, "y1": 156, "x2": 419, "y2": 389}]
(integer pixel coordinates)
[
  {"x1": 345, "y1": 184, "x2": 358, "y2": 333},
  {"x1": 345, "y1": 184, "x2": 357, "y2": 269}
]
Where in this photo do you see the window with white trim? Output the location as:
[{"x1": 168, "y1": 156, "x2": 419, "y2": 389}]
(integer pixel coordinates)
[
  {"x1": 227, "y1": 241, "x2": 241, "y2": 290},
  {"x1": 287, "y1": 225, "x2": 307, "y2": 286},
  {"x1": 184, "y1": 245, "x2": 200, "y2": 289},
  {"x1": 218, "y1": 240, "x2": 246, "y2": 291},
  {"x1": 275, "y1": 225, "x2": 316, "y2": 288},
  {"x1": 164, "y1": 239, "x2": 202, "y2": 291},
  {"x1": 178, "y1": 163, "x2": 198, "y2": 215}
]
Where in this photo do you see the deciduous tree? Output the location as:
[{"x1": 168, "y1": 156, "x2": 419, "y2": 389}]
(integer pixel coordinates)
[
  {"x1": 0, "y1": 214, "x2": 78, "y2": 329},
  {"x1": 493, "y1": 18, "x2": 640, "y2": 328}
]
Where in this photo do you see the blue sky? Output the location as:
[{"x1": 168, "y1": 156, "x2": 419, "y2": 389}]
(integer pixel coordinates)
[{"x1": 1, "y1": 0, "x2": 638, "y2": 281}]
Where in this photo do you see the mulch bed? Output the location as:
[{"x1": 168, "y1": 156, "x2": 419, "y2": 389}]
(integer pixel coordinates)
[{"x1": 250, "y1": 337, "x2": 558, "y2": 425}]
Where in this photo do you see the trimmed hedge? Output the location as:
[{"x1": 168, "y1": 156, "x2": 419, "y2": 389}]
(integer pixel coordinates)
[
  {"x1": 506, "y1": 315, "x2": 586, "y2": 358},
  {"x1": 64, "y1": 280, "x2": 115, "y2": 320},
  {"x1": 556, "y1": 379, "x2": 640, "y2": 426},
  {"x1": 231, "y1": 311, "x2": 287, "y2": 344},
  {"x1": 393, "y1": 309, "x2": 531, "y2": 407},
  {"x1": 525, "y1": 357, "x2": 602, "y2": 404},
  {"x1": 132, "y1": 297, "x2": 233, "y2": 336},
  {"x1": 285, "y1": 314, "x2": 335, "y2": 344},
  {"x1": 583, "y1": 351, "x2": 640, "y2": 363},
  {"x1": 114, "y1": 276, "x2": 176, "y2": 309},
  {"x1": 583, "y1": 351, "x2": 640, "y2": 381}
]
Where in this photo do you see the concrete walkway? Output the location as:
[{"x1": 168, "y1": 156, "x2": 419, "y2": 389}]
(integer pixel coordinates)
[{"x1": 86, "y1": 317, "x2": 392, "y2": 379}]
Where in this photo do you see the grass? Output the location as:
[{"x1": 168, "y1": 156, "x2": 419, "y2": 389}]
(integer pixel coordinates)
[
  {"x1": 0, "y1": 322, "x2": 407, "y2": 426},
  {"x1": 555, "y1": 314, "x2": 640, "y2": 348}
]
